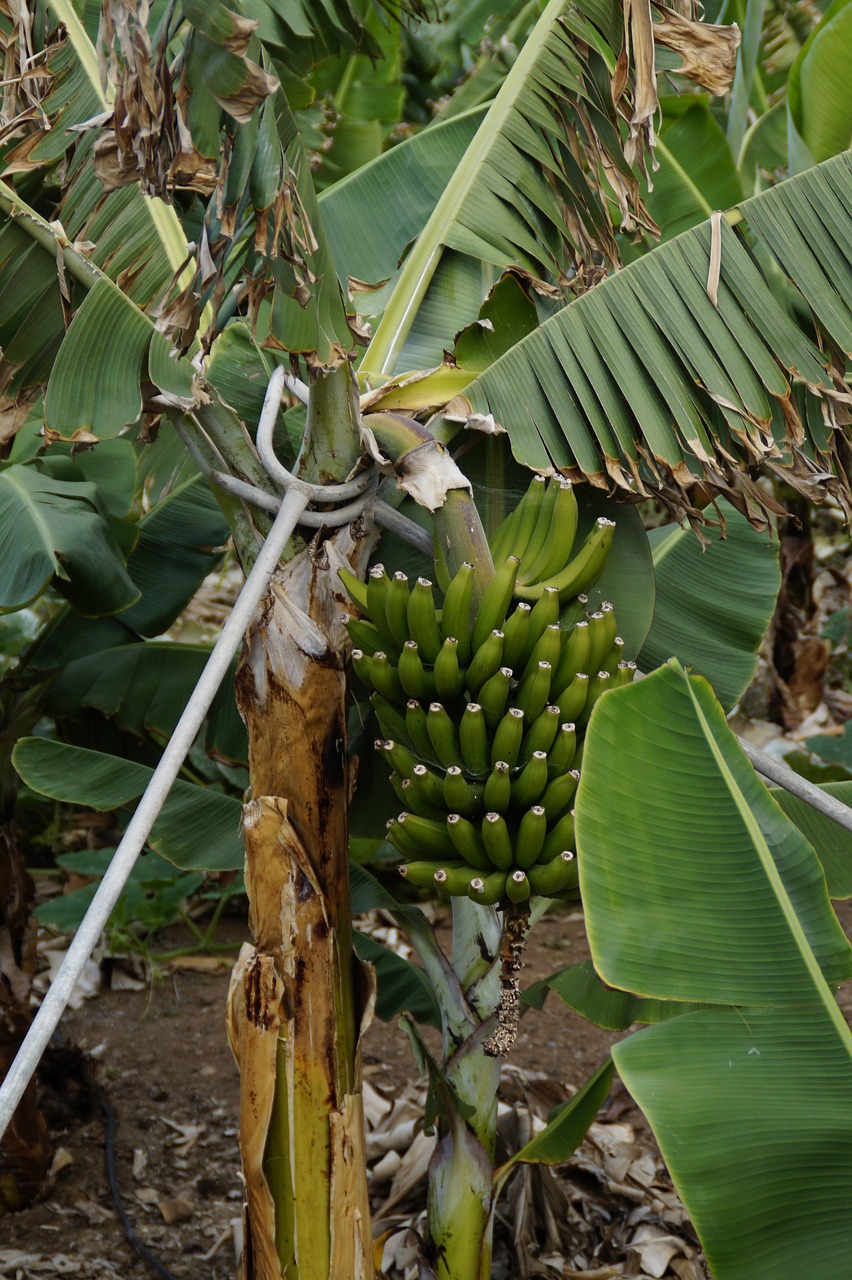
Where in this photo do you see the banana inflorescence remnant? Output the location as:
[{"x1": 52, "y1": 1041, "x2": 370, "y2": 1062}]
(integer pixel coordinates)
[{"x1": 339, "y1": 475, "x2": 634, "y2": 1053}]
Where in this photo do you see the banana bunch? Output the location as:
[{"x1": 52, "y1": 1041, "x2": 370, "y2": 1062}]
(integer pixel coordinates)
[{"x1": 339, "y1": 476, "x2": 634, "y2": 908}]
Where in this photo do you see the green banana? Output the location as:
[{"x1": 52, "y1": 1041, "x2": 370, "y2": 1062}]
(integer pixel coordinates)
[
  {"x1": 410, "y1": 763, "x2": 446, "y2": 808},
  {"x1": 540, "y1": 768, "x2": 580, "y2": 820},
  {"x1": 398, "y1": 860, "x2": 453, "y2": 888},
  {"x1": 554, "y1": 672, "x2": 589, "y2": 723},
  {"x1": 483, "y1": 760, "x2": 512, "y2": 813},
  {"x1": 502, "y1": 473, "x2": 548, "y2": 564},
  {"x1": 459, "y1": 703, "x2": 490, "y2": 776},
  {"x1": 515, "y1": 660, "x2": 553, "y2": 723},
  {"x1": 432, "y1": 530, "x2": 451, "y2": 594},
  {"x1": 447, "y1": 813, "x2": 491, "y2": 870},
  {"x1": 551, "y1": 620, "x2": 590, "y2": 691},
  {"x1": 540, "y1": 809, "x2": 575, "y2": 862},
  {"x1": 600, "y1": 600, "x2": 618, "y2": 650},
  {"x1": 528, "y1": 851, "x2": 577, "y2": 896},
  {"x1": 515, "y1": 518, "x2": 616, "y2": 604},
  {"x1": 547, "y1": 722, "x2": 577, "y2": 777},
  {"x1": 472, "y1": 555, "x2": 520, "y2": 654},
  {"x1": 526, "y1": 623, "x2": 562, "y2": 675},
  {"x1": 501, "y1": 602, "x2": 531, "y2": 670},
  {"x1": 511, "y1": 750, "x2": 549, "y2": 809},
  {"x1": 469, "y1": 869, "x2": 508, "y2": 905},
  {"x1": 505, "y1": 869, "x2": 531, "y2": 904},
  {"x1": 465, "y1": 629, "x2": 505, "y2": 697},
  {"x1": 518, "y1": 479, "x2": 578, "y2": 585},
  {"x1": 371, "y1": 651, "x2": 405, "y2": 703},
  {"x1": 477, "y1": 666, "x2": 513, "y2": 731},
  {"x1": 407, "y1": 577, "x2": 443, "y2": 663},
  {"x1": 443, "y1": 766, "x2": 480, "y2": 816},
  {"x1": 490, "y1": 707, "x2": 525, "y2": 769},
  {"x1": 385, "y1": 572, "x2": 411, "y2": 648},
  {"x1": 613, "y1": 661, "x2": 636, "y2": 688},
  {"x1": 516, "y1": 805, "x2": 547, "y2": 868},
  {"x1": 387, "y1": 817, "x2": 426, "y2": 860},
  {"x1": 396, "y1": 811, "x2": 453, "y2": 858},
  {"x1": 337, "y1": 566, "x2": 370, "y2": 613},
  {"x1": 366, "y1": 566, "x2": 396, "y2": 647},
  {"x1": 346, "y1": 617, "x2": 392, "y2": 658},
  {"x1": 351, "y1": 649, "x2": 373, "y2": 689},
  {"x1": 559, "y1": 593, "x2": 589, "y2": 627},
  {"x1": 398, "y1": 640, "x2": 434, "y2": 701},
  {"x1": 601, "y1": 636, "x2": 625, "y2": 676},
  {"x1": 579, "y1": 669, "x2": 612, "y2": 725},
  {"x1": 379, "y1": 739, "x2": 417, "y2": 779},
  {"x1": 405, "y1": 700, "x2": 434, "y2": 761},
  {"x1": 585, "y1": 611, "x2": 611, "y2": 675},
  {"x1": 434, "y1": 864, "x2": 481, "y2": 896},
  {"x1": 482, "y1": 811, "x2": 514, "y2": 870},
  {"x1": 520, "y1": 704, "x2": 561, "y2": 763},
  {"x1": 433, "y1": 636, "x2": 465, "y2": 702},
  {"x1": 370, "y1": 693, "x2": 410, "y2": 748},
  {"x1": 517, "y1": 479, "x2": 559, "y2": 582},
  {"x1": 440, "y1": 561, "x2": 475, "y2": 662},
  {"x1": 398, "y1": 777, "x2": 445, "y2": 821},
  {"x1": 518, "y1": 588, "x2": 560, "y2": 669},
  {"x1": 426, "y1": 702, "x2": 462, "y2": 768}
]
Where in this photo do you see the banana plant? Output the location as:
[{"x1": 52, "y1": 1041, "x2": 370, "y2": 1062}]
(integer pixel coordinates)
[{"x1": 1, "y1": 0, "x2": 851, "y2": 1275}]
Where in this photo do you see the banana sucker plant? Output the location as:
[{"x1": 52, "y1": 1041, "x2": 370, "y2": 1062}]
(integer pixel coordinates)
[{"x1": 1, "y1": 0, "x2": 852, "y2": 1276}]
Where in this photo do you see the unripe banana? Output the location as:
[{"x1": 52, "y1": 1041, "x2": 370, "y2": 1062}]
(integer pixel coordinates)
[
  {"x1": 432, "y1": 531, "x2": 451, "y2": 594},
  {"x1": 398, "y1": 776, "x2": 445, "y2": 821},
  {"x1": 483, "y1": 760, "x2": 512, "y2": 813},
  {"x1": 500, "y1": 473, "x2": 548, "y2": 564},
  {"x1": 469, "y1": 869, "x2": 508, "y2": 905},
  {"x1": 459, "y1": 702, "x2": 490, "y2": 776},
  {"x1": 351, "y1": 649, "x2": 373, "y2": 689},
  {"x1": 447, "y1": 813, "x2": 491, "y2": 870},
  {"x1": 427, "y1": 702, "x2": 462, "y2": 768},
  {"x1": 517, "y1": 479, "x2": 559, "y2": 582},
  {"x1": 516, "y1": 804, "x2": 547, "y2": 868},
  {"x1": 518, "y1": 588, "x2": 560, "y2": 669},
  {"x1": 600, "y1": 600, "x2": 618, "y2": 651},
  {"x1": 370, "y1": 692, "x2": 410, "y2": 748},
  {"x1": 521, "y1": 704, "x2": 561, "y2": 764},
  {"x1": 491, "y1": 706, "x2": 525, "y2": 769},
  {"x1": 559, "y1": 592, "x2": 589, "y2": 628},
  {"x1": 613, "y1": 660, "x2": 636, "y2": 688},
  {"x1": 585, "y1": 611, "x2": 611, "y2": 675},
  {"x1": 482, "y1": 811, "x2": 514, "y2": 870},
  {"x1": 518, "y1": 479, "x2": 578, "y2": 585},
  {"x1": 516, "y1": 518, "x2": 616, "y2": 604},
  {"x1": 379, "y1": 738, "x2": 417, "y2": 780},
  {"x1": 367, "y1": 566, "x2": 397, "y2": 648},
  {"x1": 515, "y1": 660, "x2": 553, "y2": 723},
  {"x1": 541, "y1": 768, "x2": 580, "y2": 820},
  {"x1": 501, "y1": 602, "x2": 532, "y2": 670},
  {"x1": 551, "y1": 619, "x2": 590, "y2": 691},
  {"x1": 511, "y1": 750, "x2": 549, "y2": 809},
  {"x1": 407, "y1": 577, "x2": 444, "y2": 663},
  {"x1": 579, "y1": 669, "x2": 612, "y2": 725},
  {"x1": 540, "y1": 809, "x2": 575, "y2": 863},
  {"x1": 443, "y1": 766, "x2": 480, "y2": 816},
  {"x1": 434, "y1": 864, "x2": 481, "y2": 896},
  {"x1": 384, "y1": 572, "x2": 411, "y2": 648},
  {"x1": 434, "y1": 636, "x2": 465, "y2": 702},
  {"x1": 528, "y1": 851, "x2": 578, "y2": 896},
  {"x1": 505, "y1": 868, "x2": 531, "y2": 904},
  {"x1": 472, "y1": 555, "x2": 520, "y2": 653},
  {"x1": 337, "y1": 566, "x2": 370, "y2": 613},
  {"x1": 547, "y1": 722, "x2": 577, "y2": 777},
  {"x1": 398, "y1": 859, "x2": 452, "y2": 888},
  {"x1": 477, "y1": 666, "x2": 513, "y2": 731},
  {"x1": 601, "y1": 636, "x2": 625, "y2": 676},
  {"x1": 410, "y1": 762, "x2": 446, "y2": 808},
  {"x1": 465, "y1": 629, "x2": 505, "y2": 697},
  {"x1": 398, "y1": 640, "x2": 434, "y2": 701},
  {"x1": 405, "y1": 700, "x2": 434, "y2": 761},
  {"x1": 554, "y1": 671, "x2": 589, "y2": 723},
  {"x1": 372, "y1": 651, "x2": 405, "y2": 704},
  {"x1": 397, "y1": 811, "x2": 453, "y2": 858},
  {"x1": 387, "y1": 817, "x2": 425, "y2": 860},
  {"x1": 526, "y1": 623, "x2": 562, "y2": 676},
  {"x1": 441, "y1": 561, "x2": 475, "y2": 662},
  {"x1": 346, "y1": 617, "x2": 392, "y2": 658}
]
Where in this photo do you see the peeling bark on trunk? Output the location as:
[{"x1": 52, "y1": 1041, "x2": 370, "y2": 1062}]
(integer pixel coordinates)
[{"x1": 227, "y1": 524, "x2": 376, "y2": 1280}]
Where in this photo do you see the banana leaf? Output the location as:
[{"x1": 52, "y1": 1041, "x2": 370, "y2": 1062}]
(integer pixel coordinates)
[
  {"x1": 647, "y1": 102, "x2": 743, "y2": 240},
  {"x1": 787, "y1": 0, "x2": 852, "y2": 172},
  {"x1": 576, "y1": 661, "x2": 852, "y2": 1279},
  {"x1": 12, "y1": 738, "x2": 244, "y2": 871}
]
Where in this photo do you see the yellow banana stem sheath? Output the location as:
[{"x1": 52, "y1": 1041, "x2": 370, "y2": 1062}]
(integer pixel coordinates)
[
  {"x1": 385, "y1": 571, "x2": 412, "y2": 648},
  {"x1": 407, "y1": 577, "x2": 444, "y2": 663},
  {"x1": 472, "y1": 555, "x2": 520, "y2": 653},
  {"x1": 515, "y1": 805, "x2": 547, "y2": 868},
  {"x1": 511, "y1": 751, "x2": 549, "y2": 809},
  {"x1": 447, "y1": 814, "x2": 491, "y2": 870},
  {"x1": 465, "y1": 629, "x2": 505, "y2": 697},
  {"x1": 477, "y1": 666, "x2": 513, "y2": 732},
  {"x1": 490, "y1": 706, "x2": 525, "y2": 769},
  {"x1": 483, "y1": 760, "x2": 512, "y2": 813},
  {"x1": 481, "y1": 812, "x2": 514, "y2": 870},
  {"x1": 440, "y1": 561, "x2": 475, "y2": 662},
  {"x1": 468, "y1": 869, "x2": 508, "y2": 906},
  {"x1": 459, "y1": 702, "x2": 491, "y2": 776}
]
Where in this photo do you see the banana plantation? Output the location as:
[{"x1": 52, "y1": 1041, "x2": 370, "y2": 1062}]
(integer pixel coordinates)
[{"x1": 1, "y1": 0, "x2": 852, "y2": 1276}]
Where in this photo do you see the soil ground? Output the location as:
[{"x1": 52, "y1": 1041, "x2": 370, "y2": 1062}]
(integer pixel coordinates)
[{"x1": 5, "y1": 899, "x2": 852, "y2": 1279}]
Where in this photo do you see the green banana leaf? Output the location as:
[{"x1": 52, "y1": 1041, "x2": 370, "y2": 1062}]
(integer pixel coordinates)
[
  {"x1": 0, "y1": 462, "x2": 139, "y2": 616},
  {"x1": 352, "y1": 931, "x2": 441, "y2": 1028},
  {"x1": 34, "y1": 848, "x2": 202, "y2": 937},
  {"x1": 523, "y1": 959, "x2": 713, "y2": 1029},
  {"x1": 576, "y1": 661, "x2": 852, "y2": 1279},
  {"x1": 787, "y1": 0, "x2": 852, "y2": 172},
  {"x1": 771, "y1": 780, "x2": 852, "y2": 899},
  {"x1": 638, "y1": 498, "x2": 781, "y2": 709},
  {"x1": 12, "y1": 738, "x2": 244, "y2": 871},
  {"x1": 454, "y1": 153, "x2": 852, "y2": 509},
  {"x1": 647, "y1": 102, "x2": 743, "y2": 240}
]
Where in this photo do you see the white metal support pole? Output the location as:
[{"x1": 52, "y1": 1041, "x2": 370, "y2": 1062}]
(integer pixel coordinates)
[{"x1": 0, "y1": 484, "x2": 309, "y2": 1139}]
